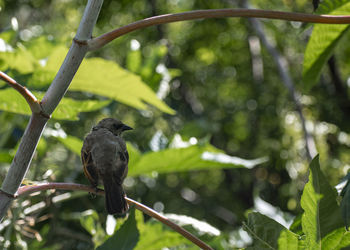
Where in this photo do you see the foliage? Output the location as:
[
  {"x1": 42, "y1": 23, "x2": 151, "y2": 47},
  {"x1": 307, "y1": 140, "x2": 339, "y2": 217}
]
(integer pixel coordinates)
[
  {"x1": 244, "y1": 157, "x2": 349, "y2": 249},
  {"x1": 0, "y1": 0, "x2": 349, "y2": 249},
  {"x1": 303, "y1": 1, "x2": 350, "y2": 90}
]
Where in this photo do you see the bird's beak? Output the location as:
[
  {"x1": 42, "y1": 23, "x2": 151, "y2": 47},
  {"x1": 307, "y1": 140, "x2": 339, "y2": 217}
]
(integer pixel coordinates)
[{"x1": 122, "y1": 125, "x2": 133, "y2": 131}]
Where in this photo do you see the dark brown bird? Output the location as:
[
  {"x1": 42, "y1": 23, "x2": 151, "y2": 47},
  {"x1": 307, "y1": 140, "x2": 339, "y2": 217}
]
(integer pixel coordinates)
[{"x1": 81, "y1": 118, "x2": 132, "y2": 214}]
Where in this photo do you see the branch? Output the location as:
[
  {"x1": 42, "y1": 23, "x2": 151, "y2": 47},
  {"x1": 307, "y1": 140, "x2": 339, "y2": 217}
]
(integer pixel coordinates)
[
  {"x1": 0, "y1": 0, "x2": 104, "y2": 221},
  {"x1": 17, "y1": 182, "x2": 213, "y2": 250},
  {"x1": 40, "y1": 0, "x2": 103, "y2": 115},
  {"x1": 88, "y1": 8, "x2": 350, "y2": 50},
  {"x1": 0, "y1": 71, "x2": 41, "y2": 114}
]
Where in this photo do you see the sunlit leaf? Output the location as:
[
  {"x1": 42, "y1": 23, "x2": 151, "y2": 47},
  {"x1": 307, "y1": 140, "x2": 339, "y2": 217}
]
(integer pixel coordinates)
[
  {"x1": 52, "y1": 98, "x2": 111, "y2": 121},
  {"x1": 243, "y1": 212, "x2": 301, "y2": 250},
  {"x1": 302, "y1": 2, "x2": 350, "y2": 90},
  {"x1": 0, "y1": 88, "x2": 31, "y2": 116},
  {"x1": 322, "y1": 227, "x2": 350, "y2": 249},
  {"x1": 164, "y1": 213, "x2": 220, "y2": 236},
  {"x1": 126, "y1": 50, "x2": 141, "y2": 73},
  {"x1": 80, "y1": 210, "x2": 106, "y2": 246},
  {"x1": 59, "y1": 134, "x2": 266, "y2": 176},
  {"x1": 70, "y1": 57, "x2": 175, "y2": 114},
  {"x1": 26, "y1": 36, "x2": 59, "y2": 60},
  {"x1": 134, "y1": 208, "x2": 190, "y2": 249},
  {"x1": 0, "y1": 88, "x2": 110, "y2": 120},
  {"x1": 0, "y1": 151, "x2": 12, "y2": 163},
  {"x1": 129, "y1": 143, "x2": 267, "y2": 176},
  {"x1": 0, "y1": 47, "x2": 38, "y2": 74},
  {"x1": 300, "y1": 155, "x2": 344, "y2": 248},
  {"x1": 57, "y1": 135, "x2": 83, "y2": 155},
  {"x1": 97, "y1": 208, "x2": 139, "y2": 250},
  {"x1": 28, "y1": 46, "x2": 175, "y2": 114}
]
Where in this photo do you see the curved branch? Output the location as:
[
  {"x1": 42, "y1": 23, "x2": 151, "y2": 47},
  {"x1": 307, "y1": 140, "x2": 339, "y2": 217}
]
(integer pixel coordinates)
[
  {"x1": 88, "y1": 8, "x2": 350, "y2": 50},
  {"x1": 0, "y1": 71, "x2": 41, "y2": 114},
  {"x1": 17, "y1": 183, "x2": 213, "y2": 250}
]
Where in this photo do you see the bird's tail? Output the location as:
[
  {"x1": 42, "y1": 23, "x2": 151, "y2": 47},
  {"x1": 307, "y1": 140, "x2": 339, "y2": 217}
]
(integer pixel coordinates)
[{"x1": 103, "y1": 177, "x2": 128, "y2": 214}]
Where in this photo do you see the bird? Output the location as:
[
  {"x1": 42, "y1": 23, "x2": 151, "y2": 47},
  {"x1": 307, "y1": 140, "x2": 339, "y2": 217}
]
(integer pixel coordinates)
[{"x1": 81, "y1": 118, "x2": 132, "y2": 214}]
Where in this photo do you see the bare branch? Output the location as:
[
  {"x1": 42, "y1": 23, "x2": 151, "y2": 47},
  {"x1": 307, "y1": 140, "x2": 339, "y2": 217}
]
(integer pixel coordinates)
[
  {"x1": 0, "y1": 71, "x2": 41, "y2": 114},
  {"x1": 17, "y1": 182, "x2": 213, "y2": 250},
  {"x1": 0, "y1": 0, "x2": 104, "y2": 221},
  {"x1": 88, "y1": 8, "x2": 350, "y2": 50},
  {"x1": 41, "y1": 0, "x2": 103, "y2": 115}
]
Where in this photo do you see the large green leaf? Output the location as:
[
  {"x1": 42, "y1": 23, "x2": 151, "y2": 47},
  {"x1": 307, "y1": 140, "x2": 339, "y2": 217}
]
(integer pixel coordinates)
[
  {"x1": 134, "y1": 208, "x2": 191, "y2": 249},
  {"x1": 0, "y1": 47, "x2": 38, "y2": 74},
  {"x1": 28, "y1": 46, "x2": 175, "y2": 114},
  {"x1": 322, "y1": 227, "x2": 350, "y2": 249},
  {"x1": 302, "y1": 2, "x2": 350, "y2": 90},
  {"x1": 97, "y1": 208, "x2": 139, "y2": 250},
  {"x1": 57, "y1": 135, "x2": 84, "y2": 155},
  {"x1": 0, "y1": 88, "x2": 110, "y2": 120},
  {"x1": 243, "y1": 212, "x2": 301, "y2": 250},
  {"x1": 300, "y1": 155, "x2": 344, "y2": 249},
  {"x1": 58, "y1": 135, "x2": 266, "y2": 176},
  {"x1": 129, "y1": 144, "x2": 267, "y2": 176},
  {"x1": 70, "y1": 57, "x2": 175, "y2": 114}
]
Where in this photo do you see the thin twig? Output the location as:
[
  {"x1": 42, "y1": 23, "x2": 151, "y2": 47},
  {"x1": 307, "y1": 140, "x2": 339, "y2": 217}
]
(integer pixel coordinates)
[
  {"x1": 0, "y1": 71, "x2": 41, "y2": 114},
  {"x1": 17, "y1": 182, "x2": 213, "y2": 250},
  {"x1": 88, "y1": 8, "x2": 350, "y2": 50}
]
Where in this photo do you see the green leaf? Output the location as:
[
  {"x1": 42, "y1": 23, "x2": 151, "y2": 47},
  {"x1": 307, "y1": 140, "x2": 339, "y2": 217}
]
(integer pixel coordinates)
[
  {"x1": 80, "y1": 210, "x2": 106, "y2": 246},
  {"x1": 302, "y1": 3, "x2": 350, "y2": 90},
  {"x1": 126, "y1": 50, "x2": 142, "y2": 73},
  {"x1": 0, "y1": 47, "x2": 38, "y2": 74},
  {"x1": 317, "y1": 0, "x2": 350, "y2": 14},
  {"x1": 300, "y1": 155, "x2": 344, "y2": 249},
  {"x1": 30, "y1": 46, "x2": 174, "y2": 114},
  {"x1": 134, "y1": 208, "x2": 190, "y2": 249},
  {"x1": 97, "y1": 208, "x2": 139, "y2": 250},
  {"x1": 58, "y1": 135, "x2": 266, "y2": 176},
  {"x1": 0, "y1": 88, "x2": 110, "y2": 120},
  {"x1": 243, "y1": 212, "x2": 301, "y2": 250},
  {"x1": 0, "y1": 88, "x2": 31, "y2": 116},
  {"x1": 164, "y1": 213, "x2": 220, "y2": 236},
  {"x1": 129, "y1": 143, "x2": 267, "y2": 176},
  {"x1": 70, "y1": 57, "x2": 175, "y2": 114},
  {"x1": 57, "y1": 135, "x2": 83, "y2": 155},
  {"x1": 322, "y1": 227, "x2": 350, "y2": 249},
  {"x1": 26, "y1": 36, "x2": 59, "y2": 60},
  {"x1": 27, "y1": 45, "x2": 67, "y2": 88},
  {"x1": 289, "y1": 214, "x2": 303, "y2": 236},
  {"x1": 0, "y1": 151, "x2": 12, "y2": 163},
  {"x1": 52, "y1": 98, "x2": 111, "y2": 121}
]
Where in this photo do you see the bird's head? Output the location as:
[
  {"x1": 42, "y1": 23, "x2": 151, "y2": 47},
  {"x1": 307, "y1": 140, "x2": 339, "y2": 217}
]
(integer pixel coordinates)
[{"x1": 93, "y1": 118, "x2": 133, "y2": 136}]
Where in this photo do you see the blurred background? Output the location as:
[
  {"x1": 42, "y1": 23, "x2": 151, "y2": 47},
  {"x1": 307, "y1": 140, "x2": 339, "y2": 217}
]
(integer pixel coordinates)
[{"x1": 0, "y1": 0, "x2": 349, "y2": 249}]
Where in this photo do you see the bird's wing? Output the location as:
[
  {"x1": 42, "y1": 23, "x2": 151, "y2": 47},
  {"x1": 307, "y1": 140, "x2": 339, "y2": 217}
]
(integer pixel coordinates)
[{"x1": 81, "y1": 134, "x2": 99, "y2": 187}]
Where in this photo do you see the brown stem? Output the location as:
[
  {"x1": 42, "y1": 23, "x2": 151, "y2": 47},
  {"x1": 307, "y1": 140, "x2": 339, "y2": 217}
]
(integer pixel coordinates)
[
  {"x1": 0, "y1": 71, "x2": 41, "y2": 114},
  {"x1": 17, "y1": 183, "x2": 213, "y2": 250},
  {"x1": 88, "y1": 8, "x2": 350, "y2": 50}
]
